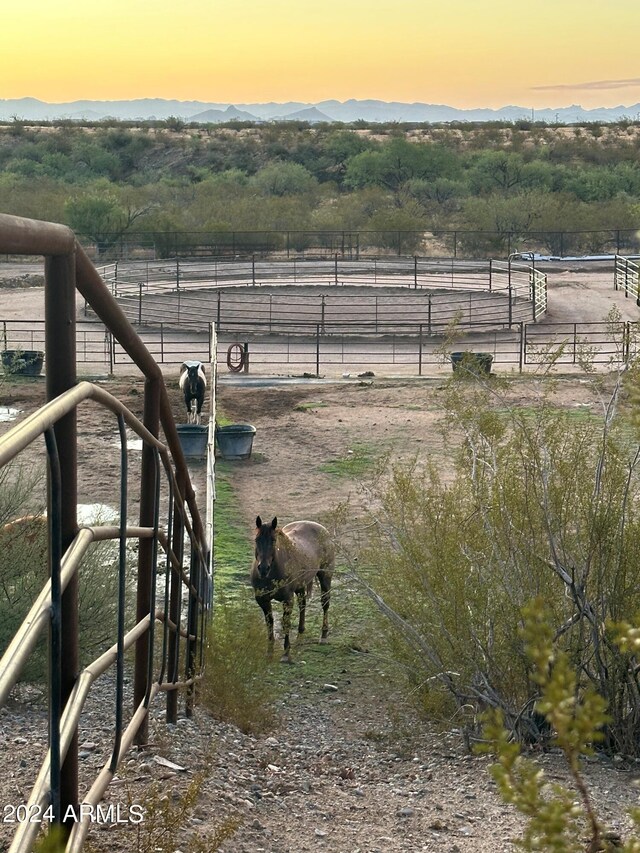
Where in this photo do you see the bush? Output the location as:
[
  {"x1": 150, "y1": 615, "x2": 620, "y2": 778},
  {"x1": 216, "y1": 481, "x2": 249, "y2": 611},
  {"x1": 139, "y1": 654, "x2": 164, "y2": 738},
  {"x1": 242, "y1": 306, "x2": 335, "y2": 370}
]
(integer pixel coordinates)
[
  {"x1": 200, "y1": 595, "x2": 277, "y2": 734},
  {"x1": 482, "y1": 600, "x2": 639, "y2": 852},
  {"x1": 0, "y1": 469, "x2": 135, "y2": 684},
  {"x1": 351, "y1": 369, "x2": 640, "y2": 754}
]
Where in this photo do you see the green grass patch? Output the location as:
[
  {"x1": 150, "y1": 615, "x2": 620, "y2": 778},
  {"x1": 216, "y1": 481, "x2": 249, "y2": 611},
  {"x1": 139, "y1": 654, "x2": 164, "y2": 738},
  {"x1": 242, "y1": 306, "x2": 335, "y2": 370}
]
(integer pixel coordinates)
[
  {"x1": 493, "y1": 404, "x2": 601, "y2": 423},
  {"x1": 319, "y1": 441, "x2": 378, "y2": 477},
  {"x1": 212, "y1": 466, "x2": 252, "y2": 590}
]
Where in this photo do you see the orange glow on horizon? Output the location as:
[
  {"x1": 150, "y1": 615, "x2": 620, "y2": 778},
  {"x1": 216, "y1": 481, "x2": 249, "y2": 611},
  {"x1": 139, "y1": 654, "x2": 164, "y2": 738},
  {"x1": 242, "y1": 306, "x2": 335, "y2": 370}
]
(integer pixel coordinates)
[{"x1": 2, "y1": 0, "x2": 640, "y2": 110}]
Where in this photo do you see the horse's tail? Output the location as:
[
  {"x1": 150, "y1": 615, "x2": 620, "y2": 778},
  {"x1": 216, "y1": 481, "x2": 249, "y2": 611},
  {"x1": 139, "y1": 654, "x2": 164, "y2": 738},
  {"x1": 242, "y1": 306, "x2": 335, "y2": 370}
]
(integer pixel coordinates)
[{"x1": 306, "y1": 579, "x2": 314, "y2": 598}]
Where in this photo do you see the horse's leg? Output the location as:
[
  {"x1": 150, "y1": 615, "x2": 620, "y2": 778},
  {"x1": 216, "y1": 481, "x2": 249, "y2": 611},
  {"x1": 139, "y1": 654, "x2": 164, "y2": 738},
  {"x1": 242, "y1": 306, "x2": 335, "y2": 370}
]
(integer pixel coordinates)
[
  {"x1": 296, "y1": 588, "x2": 306, "y2": 635},
  {"x1": 318, "y1": 571, "x2": 332, "y2": 644},
  {"x1": 256, "y1": 595, "x2": 274, "y2": 654},
  {"x1": 281, "y1": 598, "x2": 294, "y2": 664},
  {"x1": 196, "y1": 389, "x2": 204, "y2": 426}
]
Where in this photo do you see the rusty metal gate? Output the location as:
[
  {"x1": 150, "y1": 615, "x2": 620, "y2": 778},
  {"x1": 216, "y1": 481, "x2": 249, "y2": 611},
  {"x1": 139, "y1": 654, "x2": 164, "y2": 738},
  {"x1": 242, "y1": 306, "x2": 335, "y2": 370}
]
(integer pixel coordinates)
[{"x1": 0, "y1": 214, "x2": 212, "y2": 852}]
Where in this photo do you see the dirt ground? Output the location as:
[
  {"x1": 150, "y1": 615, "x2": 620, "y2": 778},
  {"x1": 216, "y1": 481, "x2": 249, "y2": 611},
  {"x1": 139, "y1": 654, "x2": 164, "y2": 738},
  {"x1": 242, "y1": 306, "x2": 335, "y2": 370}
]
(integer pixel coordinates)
[
  {"x1": 3, "y1": 370, "x2": 640, "y2": 852},
  {"x1": 2, "y1": 270, "x2": 640, "y2": 852}
]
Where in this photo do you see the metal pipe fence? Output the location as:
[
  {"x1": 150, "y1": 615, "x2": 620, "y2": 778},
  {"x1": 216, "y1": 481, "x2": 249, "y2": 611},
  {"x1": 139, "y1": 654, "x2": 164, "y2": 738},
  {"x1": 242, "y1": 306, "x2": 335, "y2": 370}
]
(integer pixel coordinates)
[
  {"x1": 615, "y1": 254, "x2": 640, "y2": 304},
  {"x1": 0, "y1": 213, "x2": 212, "y2": 852},
  {"x1": 95, "y1": 256, "x2": 543, "y2": 333},
  {"x1": 24, "y1": 227, "x2": 640, "y2": 262},
  {"x1": 3, "y1": 318, "x2": 634, "y2": 376}
]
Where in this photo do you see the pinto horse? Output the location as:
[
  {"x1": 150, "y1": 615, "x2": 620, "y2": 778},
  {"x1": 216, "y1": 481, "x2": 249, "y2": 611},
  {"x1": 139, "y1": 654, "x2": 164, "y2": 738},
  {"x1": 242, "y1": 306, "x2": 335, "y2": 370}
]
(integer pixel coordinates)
[
  {"x1": 179, "y1": 361, "x2": 206, "y2": 424},
  {"x1": 251, "y1": 516, "x2": 334, "y2": 663}
]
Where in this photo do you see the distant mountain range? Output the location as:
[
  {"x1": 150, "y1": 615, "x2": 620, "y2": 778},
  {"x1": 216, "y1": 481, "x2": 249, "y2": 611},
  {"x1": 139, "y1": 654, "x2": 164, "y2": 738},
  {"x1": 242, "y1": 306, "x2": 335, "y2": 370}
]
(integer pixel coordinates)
[{"x1": 1, "y1": 97, "x2": 639, "y2": 124}]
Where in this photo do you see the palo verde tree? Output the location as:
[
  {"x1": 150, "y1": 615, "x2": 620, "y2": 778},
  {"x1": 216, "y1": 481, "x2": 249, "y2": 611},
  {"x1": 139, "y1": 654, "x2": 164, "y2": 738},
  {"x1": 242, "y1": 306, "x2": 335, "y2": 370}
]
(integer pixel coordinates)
[{"x1": 64, "y1": 181, "x2": 151, "y2": 255}]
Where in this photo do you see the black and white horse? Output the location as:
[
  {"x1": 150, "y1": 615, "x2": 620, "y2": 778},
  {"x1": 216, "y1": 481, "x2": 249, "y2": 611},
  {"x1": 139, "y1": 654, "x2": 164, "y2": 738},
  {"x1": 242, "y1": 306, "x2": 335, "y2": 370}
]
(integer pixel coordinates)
[{"x1": 179, "y1": 361, "x2": 206, "y2": 424}]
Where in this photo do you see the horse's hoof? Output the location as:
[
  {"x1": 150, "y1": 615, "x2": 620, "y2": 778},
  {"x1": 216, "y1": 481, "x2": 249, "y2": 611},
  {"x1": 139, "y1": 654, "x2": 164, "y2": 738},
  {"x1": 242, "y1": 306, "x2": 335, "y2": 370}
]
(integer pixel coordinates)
[
  {"x1": 319, "y1": 637, "x2": 329, "y2": 645},
  {"x1": 280, "y1": 654, "x2": 294, "y2": 664}
]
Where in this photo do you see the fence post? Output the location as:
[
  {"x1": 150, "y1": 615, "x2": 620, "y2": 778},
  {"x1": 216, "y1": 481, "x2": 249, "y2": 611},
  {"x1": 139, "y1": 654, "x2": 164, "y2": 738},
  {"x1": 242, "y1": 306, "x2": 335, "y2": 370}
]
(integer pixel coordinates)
[
  {"x1": 176, "y1": 258, "x2": 180, "y2": 290},
  {"x1": 217, "y1": 291, "x2": 221, "y2": 329},
  {"x1": 252, "y1": 254, "x2": 256, "y2": 285},
  {"x1": 428, "y1": 295, "x2": 432, "y2": 336},
  {"x1": 45, "y1": 251, "x2": 78, "y2": 831},
  {"x1": 334, "y1": 253, "x2": 338, "y2": 286},
  {"x1": 160, "y1": 323, "x2": 164, "y2": 363},
  {"x1": 489, "y1": 258, "x2": 493, "y2": 292},
  {"x1": 138, "y1": 283, "x2": 143, "y2": 325},
  {"x1": 321, "y1": 294, "x2": 326, "y2": 333},
  {"x1": 185, "y1": 543, "x2": 201, "y2": 718},
  {"x1": 532, "y1": 267, "x2": 537, "y2": 322},
  {"x1": 134, "y1": 377, "x2": 161, "y2": 746},
  {"x1": 316, "y1": 324, "x2": 320, "y2": 377},
  {"x1": 243, "y1": 342, "x2": 250, "y2": 374},
  {"x1": 508, "y1": 258, "x2": 513, "y2": 328},
  {"x1": 108, "y1": 331, "x2": 114, "y2": 375},
  {"x1": 414, "y1": 255, "x2": 418, "y2": 289},
  {"x1": 573, "y1": 323, "x2": 578, "y2": 364},
  {"x1": 418, "y1": 323, "x2": 423, "y2": 376},
  {"x1": 166, "y1": 471, "x2": 184, "y2": 725},
  {"x1": 519, "y1": 322, "x2": 524, "y2": 372},
  {"x1": 626, "y1": 258, "x2": 630, "y2": 298},
  {"x1": 453, "y1": 231, "x2": 457, "y2": 258}
]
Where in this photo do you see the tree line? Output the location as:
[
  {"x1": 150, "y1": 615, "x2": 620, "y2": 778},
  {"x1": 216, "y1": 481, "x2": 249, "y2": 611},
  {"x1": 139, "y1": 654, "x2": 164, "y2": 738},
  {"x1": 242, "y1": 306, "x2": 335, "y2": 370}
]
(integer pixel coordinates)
[{"x1": 0, "y1": 120, "x2": 639, "y2": 255}]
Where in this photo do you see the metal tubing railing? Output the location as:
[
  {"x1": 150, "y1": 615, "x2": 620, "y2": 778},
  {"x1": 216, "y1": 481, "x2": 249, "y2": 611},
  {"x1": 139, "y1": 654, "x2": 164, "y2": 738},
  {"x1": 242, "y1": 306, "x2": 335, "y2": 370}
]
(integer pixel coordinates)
[{"x1": 0, "y1": 211, "x2": 212, "y2": 853}]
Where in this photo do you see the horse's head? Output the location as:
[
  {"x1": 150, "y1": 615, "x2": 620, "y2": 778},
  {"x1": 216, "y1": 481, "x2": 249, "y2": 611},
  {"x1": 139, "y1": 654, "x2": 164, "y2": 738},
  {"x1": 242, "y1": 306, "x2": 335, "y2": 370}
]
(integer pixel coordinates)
[
  {"x1": 254, "y1": 515, "x2": 278, "y2": 579},
  {"x1": 186, "y1": 363, "x2": 203, "y2": 395}
]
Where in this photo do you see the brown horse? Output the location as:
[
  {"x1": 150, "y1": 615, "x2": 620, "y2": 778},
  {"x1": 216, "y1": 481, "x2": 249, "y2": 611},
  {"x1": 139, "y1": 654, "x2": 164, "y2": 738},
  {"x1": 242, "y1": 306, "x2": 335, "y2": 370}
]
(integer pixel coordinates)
[{"x1": 251, "y1": 516, "x2": 334, "y2": 662}]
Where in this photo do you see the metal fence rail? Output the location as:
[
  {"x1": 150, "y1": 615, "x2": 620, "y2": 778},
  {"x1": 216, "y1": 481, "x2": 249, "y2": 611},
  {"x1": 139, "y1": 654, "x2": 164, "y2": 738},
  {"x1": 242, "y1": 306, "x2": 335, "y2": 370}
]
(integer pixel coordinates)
[
  {"x1": 2, "y1": 319, "x2": 636, "y2": 376},
  {"x1": 101, "y1": 256, "x2": 537, "y2": 296},
  {"x1": 40, "y1": 226, "x2": 640, "y2": 262},
  {"x1": 95, "y1": 256, "x2": 545, "y2": 333},
  {"x1": 524, "y1": 321, "x2": 631, "y2": 367},
  {"x1": 615, "y1": 254, "x2": 640, "y2": 304},
  {"x1": 0, "y1": 213, "x2": 212, "y2": 852}
]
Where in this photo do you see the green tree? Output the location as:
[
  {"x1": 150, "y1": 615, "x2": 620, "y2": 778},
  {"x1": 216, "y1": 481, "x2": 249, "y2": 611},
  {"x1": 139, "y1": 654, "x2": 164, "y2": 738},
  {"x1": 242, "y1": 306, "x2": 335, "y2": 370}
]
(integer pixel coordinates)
[
  {"x1": 65, "y1": 185, "x2": 151, "y2": 254},
  {"x1": 251, "y1": 161, "x2": 318, "y2": 196}
]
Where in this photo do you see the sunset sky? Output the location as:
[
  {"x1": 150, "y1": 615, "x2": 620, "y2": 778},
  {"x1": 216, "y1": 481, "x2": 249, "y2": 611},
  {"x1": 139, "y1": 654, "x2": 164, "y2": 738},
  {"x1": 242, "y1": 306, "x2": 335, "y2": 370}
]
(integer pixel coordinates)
[{"x1": 3, "y1": 0, "x2": 640, "y2": 109}]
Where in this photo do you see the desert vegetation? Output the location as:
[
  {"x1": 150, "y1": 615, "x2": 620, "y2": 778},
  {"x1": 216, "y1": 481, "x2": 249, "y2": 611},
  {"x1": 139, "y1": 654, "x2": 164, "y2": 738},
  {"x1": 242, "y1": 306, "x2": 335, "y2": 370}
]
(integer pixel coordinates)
[{"x1": 1, "y1": 120, "x2": 639, "y2": 255}]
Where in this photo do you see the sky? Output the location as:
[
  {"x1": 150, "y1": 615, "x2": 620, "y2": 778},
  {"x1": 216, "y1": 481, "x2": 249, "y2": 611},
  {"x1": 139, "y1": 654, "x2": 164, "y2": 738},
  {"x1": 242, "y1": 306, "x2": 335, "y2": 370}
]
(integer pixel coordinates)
[{"x1": 2, "y1": 0, "x2": 640, "y2": 109}]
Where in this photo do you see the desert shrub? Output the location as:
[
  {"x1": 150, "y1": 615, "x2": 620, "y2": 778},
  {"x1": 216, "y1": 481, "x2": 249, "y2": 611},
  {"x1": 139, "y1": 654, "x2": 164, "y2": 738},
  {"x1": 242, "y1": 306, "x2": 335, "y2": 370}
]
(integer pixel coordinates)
[
  {"x1": 123, "y1": 773, "x2": 240, "y2": 853},
  {"x1": 482, "y1": 600, "x2": 640, "y2": 852},
  {"x1": 200, "y1": 594, "x2": 277, "y2": 734},
  {"x1": 0, "y1": 468, "x2": 135, "y2": 684},
  {"x1": 351, "y1": 370, "x2": 640, "y2": 754}
]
